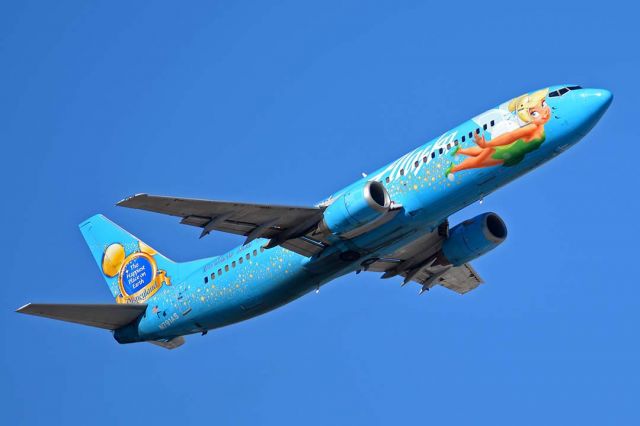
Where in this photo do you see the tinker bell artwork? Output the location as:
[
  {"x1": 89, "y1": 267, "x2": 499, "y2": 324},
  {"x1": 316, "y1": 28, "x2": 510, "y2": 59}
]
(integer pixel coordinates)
[{"x1": 446, "y1": 88, "x2": 550, "y2": 180}]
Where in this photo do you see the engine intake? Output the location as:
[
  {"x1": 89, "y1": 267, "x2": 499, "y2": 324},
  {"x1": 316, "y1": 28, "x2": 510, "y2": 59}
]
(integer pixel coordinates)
[
  {"x1": 441, "y1": 212, "x2": 507, "y2": 266},
  {"x1": 321, "y1": 181, "x2": 392, "y2": 236}
]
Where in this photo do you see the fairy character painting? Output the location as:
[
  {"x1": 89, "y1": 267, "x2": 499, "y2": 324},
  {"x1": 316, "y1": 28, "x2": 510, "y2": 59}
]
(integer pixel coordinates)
[{"x1": 446, "y1": 89, "x2": 550, "y2": 180}]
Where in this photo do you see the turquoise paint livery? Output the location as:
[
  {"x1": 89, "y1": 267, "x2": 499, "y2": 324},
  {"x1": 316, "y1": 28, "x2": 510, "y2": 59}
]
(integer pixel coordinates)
[{"x1": 44, "y1": 85, "x2": 616, "y2": 346}]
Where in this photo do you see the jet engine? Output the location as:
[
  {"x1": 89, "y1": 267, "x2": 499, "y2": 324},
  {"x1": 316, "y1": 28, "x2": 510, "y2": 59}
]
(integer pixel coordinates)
[
  {"x1": 320, "y1": 180, "x2": 394, "y2": 237},
  {"x1": 441, "y1": 212, "x2": 507, "y2": 266}
]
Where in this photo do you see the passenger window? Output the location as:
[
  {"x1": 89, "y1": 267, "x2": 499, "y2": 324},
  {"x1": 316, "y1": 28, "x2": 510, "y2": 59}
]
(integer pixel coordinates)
[
  {"x1": 260, "y1": 247, "x2": 264, "y2": 253},
  {"x1": 431, "y1": 152, "x2": 435, "y2": 159},
  {"x1": 446, "y1": 143, "x2": 451, "y2": 150},
  {"x1": 204, "y1": 276, "x2": 208, "y2": 284},
  {"x1": 414, "y1": 160, "x2": 419, "y2": 168},
  {"x1": 225, "y1": 265, "x2": 229, "y2": 272},
  {"x1": 218, "y1": 269, "x2": 222, "y2": 276},
  {"x1": 490, "y1": 120, "x2": 495, "y2": 126},
  {"x1": 253, "y1": 249, "x2": 258, "y2": 256},
  {"x1": 232, "y1": 261, "x2": 236, "y2": 268},
  {"x1": 400, "y1": 169, "x2": 404, "y2": 176},
  {"x1": 454, "y1": 140, "x2": 459, "y2": 146},
  {"x1": 468, "y1": 132, "x2": 472, "y2": 138},
  {"x1": 475, "y1": 128, "x2": 480, "y2": 134},
  {"x1": 210, "y1": 273, "x2": 215, "y2": 280},
  {"x1": 462, "y1": 135, "x2": 466, "y2": 142},
  {"x1": 385, "y1": 176, "x2": 390, "y2": 183},
  {"x1": 438, "y1": 148, "x2": 443, "y2": 154},
  {"x1": 483, "y1": 124, "x2": 487, "y2": 130},
  {"x1": 422, "y1": 156, "x2": 427, "y2": 163},
  {"x1": 246, "y1": 253, "x2": 250, "y2": 260},
  {"x1": 239, "y1": 257, "x2": 243, "y2": 264}
]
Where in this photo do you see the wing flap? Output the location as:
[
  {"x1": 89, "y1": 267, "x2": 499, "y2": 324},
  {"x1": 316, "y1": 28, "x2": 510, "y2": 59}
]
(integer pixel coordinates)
[
  {"x1": 280, "y1": 236, "x2": 326, "y2": 257},
  {"x1": 365, "y1": 225, "x2": 485, "y2": 295},
  {"x1": 407, "y1": 263, "x2": 483, "y2": 294},
  {"x1": 437, "y1": 263, "x2": 483, "y2": 294},
  {"x1": 16, "y1": 303, "x2": 147, "y2": 330}
]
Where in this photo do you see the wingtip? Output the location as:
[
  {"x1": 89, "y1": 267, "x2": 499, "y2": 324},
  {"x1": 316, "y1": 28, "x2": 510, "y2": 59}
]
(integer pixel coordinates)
[
  {"x1": 116, "y1": 193, "x2": 148, "y2": 207},
  {"x1": 16, "y1": 303, "x2": 32, "y2": 313}
]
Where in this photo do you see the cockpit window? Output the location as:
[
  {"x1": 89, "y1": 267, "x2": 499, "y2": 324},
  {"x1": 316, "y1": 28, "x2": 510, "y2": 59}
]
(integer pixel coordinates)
[{"x1": 548, "y1": 85, "x2": 583, "y2": 97}]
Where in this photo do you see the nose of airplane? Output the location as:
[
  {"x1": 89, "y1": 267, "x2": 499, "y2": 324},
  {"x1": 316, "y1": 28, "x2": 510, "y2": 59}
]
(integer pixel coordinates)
[{"x1": 577, "y1": 88, "x2": 613, "y2": 128}]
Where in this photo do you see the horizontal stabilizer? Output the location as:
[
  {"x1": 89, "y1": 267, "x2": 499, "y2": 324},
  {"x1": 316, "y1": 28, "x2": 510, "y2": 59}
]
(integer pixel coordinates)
[{"x1": 16, "y1": 303, "x2": 147, "y2": 330}]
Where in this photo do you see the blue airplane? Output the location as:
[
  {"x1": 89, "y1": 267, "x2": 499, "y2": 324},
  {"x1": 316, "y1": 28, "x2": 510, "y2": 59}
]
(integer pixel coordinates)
[{"x1": 18, "y1": 85, "x2": 612, "y2": 349}]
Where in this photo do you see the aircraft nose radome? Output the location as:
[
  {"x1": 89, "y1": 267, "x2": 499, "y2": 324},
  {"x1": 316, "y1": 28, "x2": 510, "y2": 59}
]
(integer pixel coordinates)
[
  {"x1": 570, "y1": 88, "x2": 612, "y2": 136},
  {"x1": 579, "y1": 88, "x2": 613, "y2": 120}
]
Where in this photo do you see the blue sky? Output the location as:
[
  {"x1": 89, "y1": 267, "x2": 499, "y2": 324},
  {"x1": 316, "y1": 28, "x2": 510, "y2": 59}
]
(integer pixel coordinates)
[{"x1": 1, "y1": 1, "x2": 638, "y2": 424}]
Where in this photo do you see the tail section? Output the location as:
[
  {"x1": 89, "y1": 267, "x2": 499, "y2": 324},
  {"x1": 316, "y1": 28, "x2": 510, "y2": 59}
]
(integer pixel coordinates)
[{"x1": 79, "y1": 214, "x2": 175, "y2": 304}]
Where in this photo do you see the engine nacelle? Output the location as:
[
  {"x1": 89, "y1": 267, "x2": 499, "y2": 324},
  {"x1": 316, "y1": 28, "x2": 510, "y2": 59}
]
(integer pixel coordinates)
[
  {"x1": 441, "y1": 212, "x2": 507, "y2": 266},
  {"x1": 321, "y1": 181, "x2": 391, "y2": 236}
]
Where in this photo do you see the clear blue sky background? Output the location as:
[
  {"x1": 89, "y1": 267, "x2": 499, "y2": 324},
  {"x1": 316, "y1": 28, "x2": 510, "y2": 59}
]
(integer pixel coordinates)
[{"x1": 1, "y1": 1, "x2": 638, "y2": 424}]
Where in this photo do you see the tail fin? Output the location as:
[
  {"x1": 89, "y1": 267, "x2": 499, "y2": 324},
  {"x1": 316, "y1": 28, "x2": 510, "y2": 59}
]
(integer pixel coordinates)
[{"x1": 79, "y1": 214, "x2": 175, "y2": 304}]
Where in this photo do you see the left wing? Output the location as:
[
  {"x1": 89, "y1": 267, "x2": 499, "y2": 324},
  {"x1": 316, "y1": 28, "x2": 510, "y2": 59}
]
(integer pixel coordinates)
[{"x1": 117, "y1": 193, "x2": 327, "y2": 256}]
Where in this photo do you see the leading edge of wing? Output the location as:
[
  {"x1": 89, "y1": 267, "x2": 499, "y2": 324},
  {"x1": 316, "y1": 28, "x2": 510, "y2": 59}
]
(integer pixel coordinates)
[{"x1": 116, "y1": 193, "x2": 322, "y2": 216}]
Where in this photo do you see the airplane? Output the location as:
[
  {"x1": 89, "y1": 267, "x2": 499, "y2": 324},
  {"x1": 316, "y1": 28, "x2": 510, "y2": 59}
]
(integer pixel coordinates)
[{"x1": 17, "y1": 85, "x2": 612, "y2": 349}]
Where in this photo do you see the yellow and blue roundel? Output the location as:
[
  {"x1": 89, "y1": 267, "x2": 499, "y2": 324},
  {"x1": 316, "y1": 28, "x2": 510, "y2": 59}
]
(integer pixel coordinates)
[
  {"x1": 98, "y1": 241, "x2": 171, "y2": 304},
  {"x1": 118, "y1": 252, "x2": 157, "y2": 297}
]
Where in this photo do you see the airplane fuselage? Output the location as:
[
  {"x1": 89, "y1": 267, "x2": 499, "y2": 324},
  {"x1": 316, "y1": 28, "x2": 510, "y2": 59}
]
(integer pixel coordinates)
[{"x1": 115, "y1": 85, "x2": 612, "y2": 344}]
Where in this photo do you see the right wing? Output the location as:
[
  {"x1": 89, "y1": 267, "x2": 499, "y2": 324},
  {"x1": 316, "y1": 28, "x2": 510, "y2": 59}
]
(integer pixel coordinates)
[
  {"x1": 364, "y1": 223, "x2": 484, "y2": 295},
  {"x1": 117, "y1": 193, "x2": 327, "y2": 256},
  {"x1": 389, "y1": 261, "x2": 483, "y2": 294}
]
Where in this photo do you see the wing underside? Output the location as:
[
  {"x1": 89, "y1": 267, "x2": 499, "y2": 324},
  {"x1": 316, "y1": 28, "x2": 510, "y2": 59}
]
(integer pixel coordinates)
[
  {"x1": 372, "y1": 259, "x2": 483, "y2": 294},
  {"x1": 364, "y1": 226, "x2": 484, "y2": 295},
  {"x1": 117, "y1": 193, "x2": 327, "y2": 256}
]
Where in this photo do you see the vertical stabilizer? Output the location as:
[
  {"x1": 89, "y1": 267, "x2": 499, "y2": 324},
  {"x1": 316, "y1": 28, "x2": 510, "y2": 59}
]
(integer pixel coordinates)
[{"x1": 79, "y1": 214, "x2": 176, "y2": 304}]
